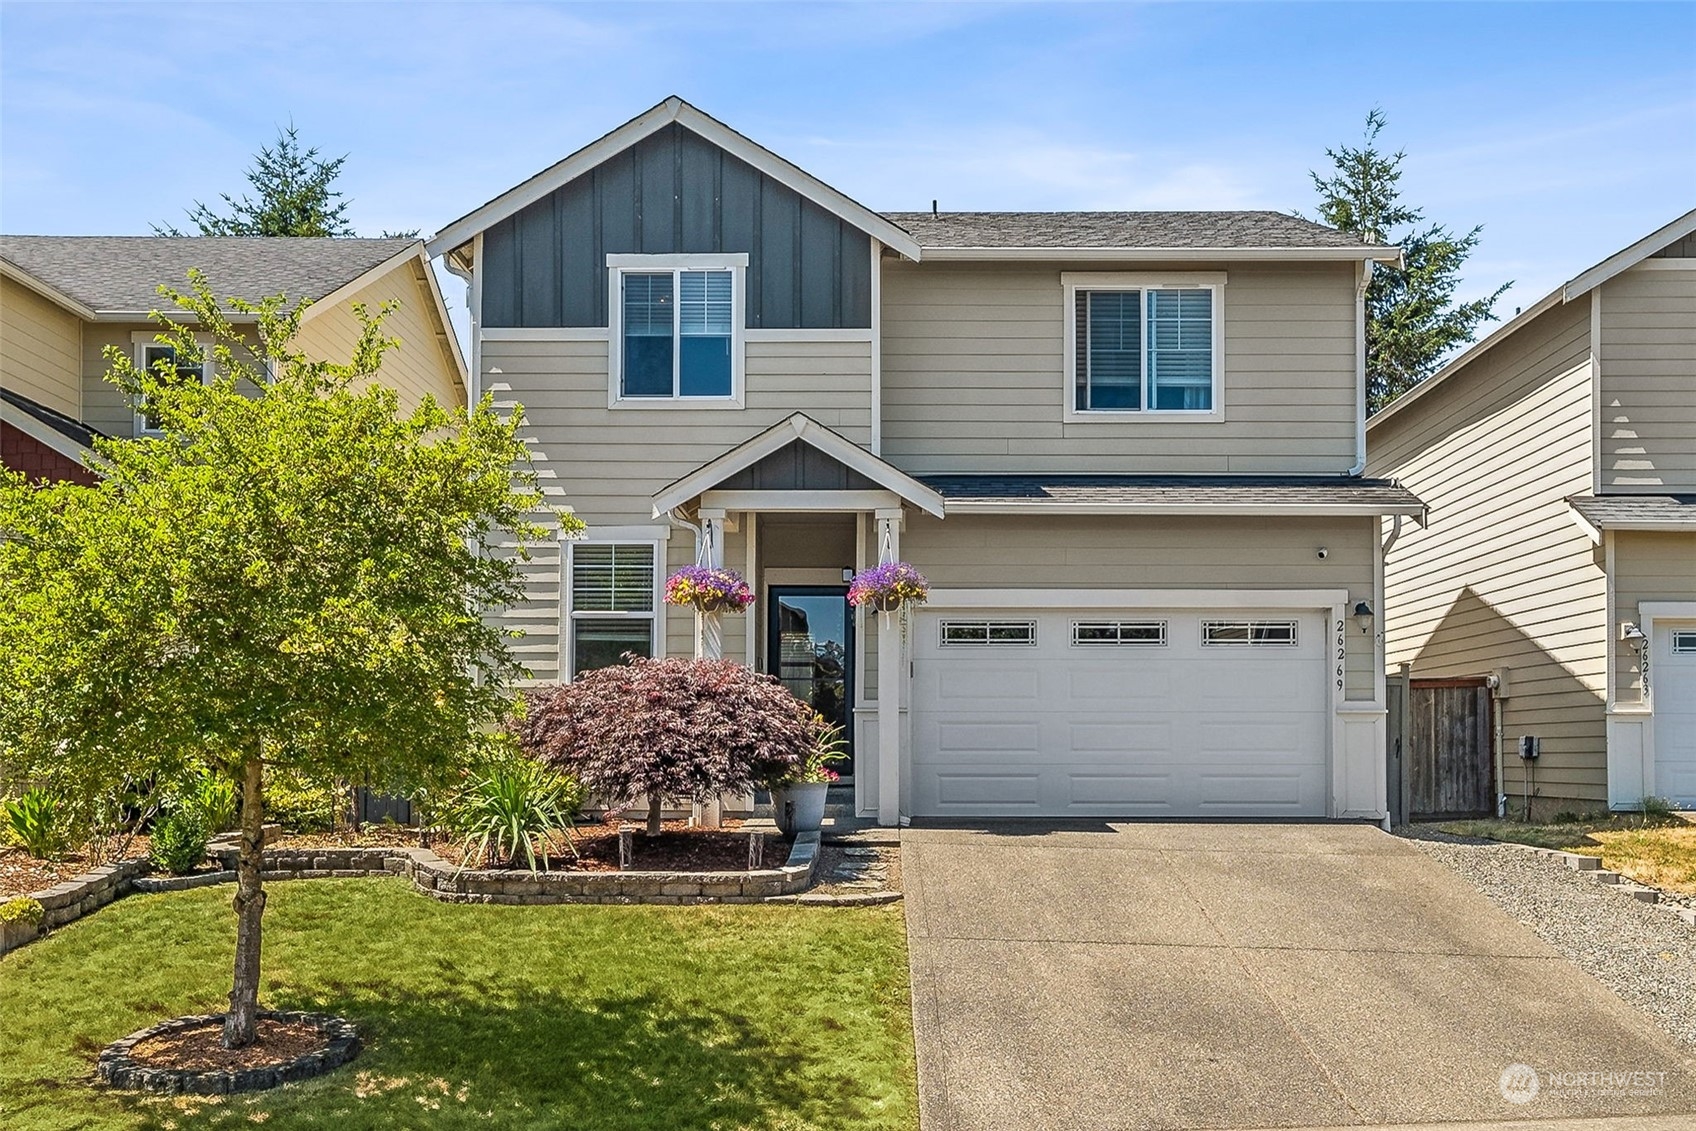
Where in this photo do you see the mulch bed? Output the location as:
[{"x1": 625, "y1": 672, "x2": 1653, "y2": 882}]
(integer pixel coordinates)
[
  {"x1": 0, "y1": 839, "x2": 151, "y2": 900},
  {"x1": 129, "y1": 1018, "x2": 327, "y2": 1072}
]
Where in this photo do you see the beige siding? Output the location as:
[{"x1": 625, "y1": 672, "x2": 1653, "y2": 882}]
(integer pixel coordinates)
[
  {"x1": 880, "y1": 260, "x2": 1359, "y2": 474},
  {"x1": 291, "y1": 259, "x2": 466, "y2": 412},
  {"x1": 1369, "y1": 296, "x2": 1606, "y2": 805},
  {"x1": 1598, "y1": 265, "x2": 1696, "y2": 493},
  {"x1": 896, "y1": 514, "x2": 1378, "y2": 700},
  {"x1": 82, "y1": 322, "x2": 272, "y2": 439},
  {"x1": 1, "y1": 276, "x2": 82, "y2": 418},
  {"x1": 1612, "y1": 530, "x2": 1696, "y2": 703},
  {"x1": 485, "y1": 336, "x2": 873, "y2": 526}
]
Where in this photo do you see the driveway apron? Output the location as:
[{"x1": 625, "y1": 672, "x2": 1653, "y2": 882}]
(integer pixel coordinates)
[{"x1": 902, "y1": 822, "x2": 1696, "y2": 1131}]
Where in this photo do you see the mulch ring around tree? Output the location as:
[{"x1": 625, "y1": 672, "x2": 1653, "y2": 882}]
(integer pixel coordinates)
[{"x1": 98, "y1": 1011, "x2": 360, "y2": 1095}]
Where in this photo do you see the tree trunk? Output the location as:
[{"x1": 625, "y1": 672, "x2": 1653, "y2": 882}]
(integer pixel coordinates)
[
  {"x1": 646, "y1": 795, "x2": 663, "y2": 836},
  {"x1": 223, "y1": 755, "x2": 267, "y2": 1049}
]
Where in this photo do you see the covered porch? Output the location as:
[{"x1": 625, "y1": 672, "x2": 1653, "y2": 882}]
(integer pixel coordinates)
[{"x1": 651, "y1": 413, "x2": 944, "y2": 826}]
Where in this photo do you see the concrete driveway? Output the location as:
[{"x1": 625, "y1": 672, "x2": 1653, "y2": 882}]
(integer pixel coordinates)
[{"x1": 902, "y1": 822, "x2": 1696, "y2": 1131}]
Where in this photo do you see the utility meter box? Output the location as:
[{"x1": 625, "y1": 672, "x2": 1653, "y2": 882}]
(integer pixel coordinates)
[{"x1": 1518, "y1": 735, "x2": 1541, "y2": 761}]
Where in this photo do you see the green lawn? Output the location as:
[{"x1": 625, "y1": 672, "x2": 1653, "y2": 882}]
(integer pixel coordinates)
[{"x1": 0, "y1": 879, "x2": 917, "y2": 1131}]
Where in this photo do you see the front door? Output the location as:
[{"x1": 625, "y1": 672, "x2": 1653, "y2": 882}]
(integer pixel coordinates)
[{"x1": 767, "y1": 586, "x2": 854, "y2": 773}]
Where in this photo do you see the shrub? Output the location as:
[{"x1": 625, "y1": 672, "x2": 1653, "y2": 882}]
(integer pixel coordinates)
[
  {"x1": 147, "y1": 808, "x2": 210, "y2": 875},
  {"x1": 3, "y1": 789, "x2": 68, "y2": 860},
  {"x1": 262, "y1": 769, "x2": 338, "y2": 833},
  {"x1": 0, "y1": 897, "x2": 45, "y2": 927},
  {"x1": 1641, "y1": 796, "x2": 1676, "y2": 821},
  {"x1": 175, "y1": 767, "x2": 237, "y2": 833},
  {"x1": 445, "y1": 758, "x2": 583, "y2": 872},
  {"x1": 516, "y1": 656, "x2": 822, "y2": 832}
]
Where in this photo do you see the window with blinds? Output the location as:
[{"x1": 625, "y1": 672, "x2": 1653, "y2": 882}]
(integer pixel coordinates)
[
  {"x1": 618, "y1": 266, "x2": 736, "y2": 399},
  {"x1": 1073, "y1": 285, "x2": 1216, "y2": 413},
  {"x1": 568, "y1": 543, "x2": 657, "y2": 676}
]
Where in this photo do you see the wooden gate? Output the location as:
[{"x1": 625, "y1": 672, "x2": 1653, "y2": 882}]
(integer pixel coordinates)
[{"x1": 1396, "y1": 677, "x2": 1494, "y2": 820}]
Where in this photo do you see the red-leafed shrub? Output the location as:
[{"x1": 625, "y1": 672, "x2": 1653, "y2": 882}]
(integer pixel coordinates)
[{"x1": 515, "y1": 656, "x2": 821, "y2": 831}]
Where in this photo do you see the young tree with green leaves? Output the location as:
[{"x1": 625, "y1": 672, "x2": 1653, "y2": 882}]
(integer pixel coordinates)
[
  {"x1": 154, "y1": 123, "x2": 357, "y2": 237},
  {"x1": 1311, "y1": 109, "x2": 1511, "y2": 411},
  {"x1": 0, "y1": 275, "x2": 567, "y2": 1047}
]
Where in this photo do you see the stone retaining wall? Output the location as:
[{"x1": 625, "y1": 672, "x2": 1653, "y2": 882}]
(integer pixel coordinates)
[{"x1": 2, "y1": 832, "x2": 822, "y2": 959}]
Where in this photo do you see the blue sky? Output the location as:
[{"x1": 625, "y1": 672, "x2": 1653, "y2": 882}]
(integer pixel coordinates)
[{"x1": 3, "y1": 1, "x2": 1692, "y2": 320}]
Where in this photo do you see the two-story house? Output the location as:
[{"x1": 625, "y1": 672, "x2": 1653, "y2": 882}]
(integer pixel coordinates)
[
  {"x1": 1, "y1": 236, "x2": 467, "y2": 483},
  {"x1": 1369, "y1": 211, "x2": 1696, "y2": 819},
  {"x1": 428, "y1": 98, "x2": 1423, "y2": 826}
]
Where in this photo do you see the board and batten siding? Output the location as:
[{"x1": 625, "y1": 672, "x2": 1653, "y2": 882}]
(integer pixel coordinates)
[
  {"x1": 1369, "y1": 295, "x2": 1606, "y2": 806},
  {"x1": 484, "y1": 335, "x2": 871, "y2": 681},
  {"x1": 1612, "y1": 530, "x2": 1696, "y2": 704},
  {"x1": 1598, "y1": 264, "x2": 1696, "y2": 493},
  {"x1": 481, "y1": 123, "x2": 872, "y2": 330},
  {"x1": 878, "y1": 260, "x2": 1359, "y2": 475},
  {"x1": 1, "y1": 275, "x2": 82, "y2": 419},
  {"x1": 290, "y1": 259, "x2": 465, "y2": 412},
  {"x1": 890, "y1": 513, "x2": 1378, "y2": 701}
]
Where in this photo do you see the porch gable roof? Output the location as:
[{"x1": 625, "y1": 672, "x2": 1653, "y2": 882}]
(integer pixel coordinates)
[{"x1": 651, "y1": 413, "x2": 946, "y2": 518}]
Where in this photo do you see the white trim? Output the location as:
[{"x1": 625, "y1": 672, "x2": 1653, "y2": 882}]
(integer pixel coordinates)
[
  {"x1": 427, "y1": 97, "x2": 922, "y2": 261},
  {"x1": 921, "y1": 246, "x2": 1401, "y2": 263},
  {"x1": 0, "y1": 399, "x2": 92, "y2": 464},
  {"x1": 0, "y1": 258, "x2": 98, "y2": 320},
  {"x1": 940, "y1": 499, "x2": 1428, "y2": 518},
  {"x1": 743, "y1": 327, "x2": 873, "y2": 343},
  {"x1": 1061, "y1": 274, "x2": 1226, "y2": 423},
  {"x1": 1632, "y1": 258, "x2": 1696, "y2": 271},
  {"x1": 650, "y1": 411, "x2": 946, "y2": 517},
  {"x1": 607, "y1": 257, "x2": 746, "y2": 409},
  {"x1": 1605, "y1": 529, "x2": 1617, "y2": 712},
  {"x1": 743, "y1": 511, "x2": 758, "y2": 666},
  {"x1": 130, "y1": 330, "x2": 214, "y2": 436},
  {"x1": 869, "y1": 238, "x2": 883, "y2": 455},
  {"x1": 578, "y1": 523, "x2": 672, "y2": 542},
  {"x1": 298, "y1": 244, "x2": 419, "y2": 326},
  {"x1": 924, "y1": 588, "x2": 1350, "y2": 610},
  {"x1": 561, "y1": 535, "x2": 665, "y2": 681},
  {"x1": 470, "y1": 232, "x2": 484, "y2": 403},
  {"x1": 1564, "y1": 209, "x2": 1696, "y2": 300},
  {"x1": 483, "y1": 327, "x2": 610, "y2": 342},
  {"x1": 1591, "y1": 288, "x2": 1603, "y2": 496},
  {"x1": 1568, "y1": 504, "x2": 1604, "y2": 545},
  {"x1": 606, "y1": 252, "x2": 750, "y2": 269},
  {"x1": 701, "y1": 489, "x2": 900, "y2": 513}
]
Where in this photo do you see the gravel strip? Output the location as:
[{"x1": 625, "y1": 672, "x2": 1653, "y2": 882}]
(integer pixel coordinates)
[{"x1": 1399, "y1": 827, "x2": 1696, "y2": 1050}]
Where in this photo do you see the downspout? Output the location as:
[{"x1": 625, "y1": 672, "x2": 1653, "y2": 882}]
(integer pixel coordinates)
[{"x1": 1348, "y1": 259, "x2": 1374, "y2": 476}]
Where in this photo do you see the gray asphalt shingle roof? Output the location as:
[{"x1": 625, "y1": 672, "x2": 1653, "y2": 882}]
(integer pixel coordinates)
[
  {"x1": 881, "y1": 211, "x2": 1380, "y2": 250},
  {"x1": 1568, "y1": 494, "x2": 1696, "y2": 528},
  {"x1": 0, "y1": 236, "x2": 417, "y2": 314},
  {"x1": 920, "y1": 474, "x2": 1425, "y2": 511},
  {"x1": 0, "y1": 387, "x2": 104, "y2": 448}
]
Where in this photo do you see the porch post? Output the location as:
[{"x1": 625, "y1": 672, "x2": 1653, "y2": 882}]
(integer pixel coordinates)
[
  {"x1": 696, "y1": 509, "x2": 726, "y2": 829},
  {"x1": 876, "y1": 508, "x2": 903, "y2": 826}
]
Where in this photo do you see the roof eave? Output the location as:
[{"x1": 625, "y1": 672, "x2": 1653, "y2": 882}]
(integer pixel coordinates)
[
  {"x1": 917, "y1": 246, "x2": 1403, "y2": 264},
  {"x1": 0, "y1": 257, "x2": 99, "y2": 320},
  {"x1": 941, "y1": 499, "x2": 1428, "y2": 520}
]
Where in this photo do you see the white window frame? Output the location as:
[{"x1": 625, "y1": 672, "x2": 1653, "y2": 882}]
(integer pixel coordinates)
[
  {"x1": 131, "y1": 331, "x2": 214, "y2": 435},
  {"x1": 607, "y1": 253, "x2": 748, "y2": 410},
  {"x1": 562, "y1": 536, "x2": 664, "y2": 679},
  {"x1": 1061, "y1": 272, "x2": 1226, "y2": 423}
]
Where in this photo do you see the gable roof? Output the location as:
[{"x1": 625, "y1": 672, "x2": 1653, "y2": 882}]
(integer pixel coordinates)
[
  {"x1": 428, "y1": 97, "x2": 923, "y2": 261},
  {"x1": 1567, "y1": 493, "x2": 1696, "y2": 535},
  {"x1": 651, "y1": 413, "x2": 946, "y2": 518},
  {"x1": 1370, "y1": 208, "x2": 1696, "y2": 430},
  {"x1": 0, "y1": 236, "x2": 419, "y2": 317},
  {"x1": 885, "y1": 211, "x2": 1399, "y2": 262}
]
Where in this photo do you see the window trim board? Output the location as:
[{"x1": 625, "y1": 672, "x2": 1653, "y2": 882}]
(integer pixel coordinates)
[
  {"x1": 1060, "y1": 272, "x2": 1226, "y2": 423},
  {"x1": 607, "y1": 255, "x2": 747, "y2": 409}
]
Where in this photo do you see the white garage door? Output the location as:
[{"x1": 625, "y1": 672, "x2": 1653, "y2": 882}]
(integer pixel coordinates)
[
  {"x1": 911, "y1": 608, "x2": 1331, "y2": 817},
  {"x1": 1653, "y1": 621, "x2": 1696, "y2": 806}
]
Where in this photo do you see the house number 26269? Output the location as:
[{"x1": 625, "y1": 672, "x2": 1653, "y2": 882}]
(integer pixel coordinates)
[{"x1": 1334, "y1": 619, "x2": 1346, "y2": 691}]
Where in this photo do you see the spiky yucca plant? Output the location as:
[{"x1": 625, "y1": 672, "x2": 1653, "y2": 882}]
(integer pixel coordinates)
[{"x1": 447, "y1": 760, "x2": 583, "y2": 873}]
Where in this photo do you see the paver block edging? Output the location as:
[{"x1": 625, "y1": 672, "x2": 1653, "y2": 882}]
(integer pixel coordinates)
[
  {"x1": 1504, "y1": 842, "x2": 1688, "y2": 922},
  {"x1": 97, "y1": 1010, "x2": 359, "y2": 1095}
]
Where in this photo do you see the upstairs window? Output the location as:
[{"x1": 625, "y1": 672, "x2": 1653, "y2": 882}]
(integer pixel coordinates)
[
  {"x1": 609, "y1": 255, "x2": 745, "y2": 404},
  {"x1": 132, "y1": 334, "x2": 211, "y2": 434},
  {"x1": 1063, "y1": 274, "x2": 1223, "y2": 419}
]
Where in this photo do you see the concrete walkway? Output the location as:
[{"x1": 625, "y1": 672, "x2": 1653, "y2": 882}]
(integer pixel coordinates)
[{"x1": 902, "y1": 823, "x2": 1696, "y2": 1131}]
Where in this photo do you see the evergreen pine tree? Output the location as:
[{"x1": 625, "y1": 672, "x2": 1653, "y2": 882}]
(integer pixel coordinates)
[{"x1": 154, "y1": 123, "x2": 356, "y2": 237}]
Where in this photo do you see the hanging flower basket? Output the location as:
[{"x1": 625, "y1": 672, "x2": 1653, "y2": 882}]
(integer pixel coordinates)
[
  {"x1": 847, "y1": 561, "x2": 929, "y2": 613},
  {"x1": 665, "y1": 566, "x2": 754, "y2": 614}
]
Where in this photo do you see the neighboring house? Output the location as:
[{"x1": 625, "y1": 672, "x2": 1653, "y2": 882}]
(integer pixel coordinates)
[
  {"x1": 1, "y1": 236, "x2": 467, "y2": 482},
  {"x1": 427, "y1": 97, "x2": 1424, "y2": 826},
  {"x1": 1368, "y1": 211, "x2": 1696, "y2": 819}
]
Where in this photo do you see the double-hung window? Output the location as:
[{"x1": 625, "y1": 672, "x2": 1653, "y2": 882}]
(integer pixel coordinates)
[
  {"x1": 566, "y1": 542, "x2": 660, "y2": 676},
  {"x1": 1063, "y1": 273, "x2": 1224, "y2": 419},
  {"x1": 131, "y1": 332, "x2": 212, "y2": 434},
  {"x1": 609, "y1": 254, "x2": 746, "y2": 404}
]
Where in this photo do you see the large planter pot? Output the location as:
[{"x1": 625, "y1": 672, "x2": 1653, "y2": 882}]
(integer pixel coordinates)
[{"x1": 770, "y1": 782, "x2": 829, "y2": 837}]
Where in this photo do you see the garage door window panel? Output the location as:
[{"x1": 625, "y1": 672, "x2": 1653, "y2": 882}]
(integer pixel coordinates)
[
  {"x1": 940, "y1": 620, "x2": 1037, "y2": 647},
  {"x1": 1202, "y1": 620, "x2": 1298, "y2": 647},
  {"x1": 1072, "y1": 620, "x2": 1167, "y2": 646}
]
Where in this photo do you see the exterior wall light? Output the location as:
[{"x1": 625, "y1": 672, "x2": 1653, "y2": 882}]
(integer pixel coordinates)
[
  {"x1": 1353, "y1": 601, "x2": 1374, "y2": 634},
  {"x1": 1621, "y1": 622, "x2": 1647, "y2": 643}
]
